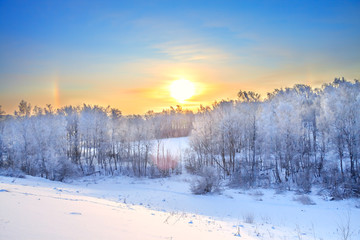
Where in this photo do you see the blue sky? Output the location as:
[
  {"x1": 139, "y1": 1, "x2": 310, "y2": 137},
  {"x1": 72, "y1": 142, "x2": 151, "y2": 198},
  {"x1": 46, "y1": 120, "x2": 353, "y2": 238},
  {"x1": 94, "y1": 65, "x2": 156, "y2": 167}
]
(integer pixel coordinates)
[{"x1": 1, "y1": 0, "x2": 359, "y2": 113}]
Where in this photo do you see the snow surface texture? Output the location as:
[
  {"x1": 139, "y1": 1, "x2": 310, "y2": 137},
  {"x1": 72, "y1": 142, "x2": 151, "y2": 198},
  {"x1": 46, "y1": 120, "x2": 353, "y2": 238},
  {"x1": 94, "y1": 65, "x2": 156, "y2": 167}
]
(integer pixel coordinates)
[
  {"x1": 1, "y1": 174, "x2": 360, "y2": 240},
  {"x1": 0, "y1": 177, "x2": 245, "y2": 240},
  {"x1": 1, "y1": 138, "x2": 360, "y2": 239}
]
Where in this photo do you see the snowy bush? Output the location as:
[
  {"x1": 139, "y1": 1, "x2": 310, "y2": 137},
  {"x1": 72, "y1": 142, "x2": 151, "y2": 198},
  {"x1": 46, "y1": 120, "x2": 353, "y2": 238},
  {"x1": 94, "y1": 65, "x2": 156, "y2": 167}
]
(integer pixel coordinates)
[
  {"x1": 293, "y1": 195, "x2": 316, "y2": 205},
  {"x1": 228, "y1": 166, "x2": 261, "y2": 189},
  {"x1": 243, "y1": 213, "x2": 255, "y2": 224},
  {"x1": 190, "y1": 166, "x2": 221, "y2": 195},
  {"x1": 0, "y1": 168, "x2": 25, "y2": 178},
  {"x1": 52, "y1": 158, "x2": 78, "y2": 181},
  {"x1": 248, "y1": 190, "x2": 264, "y2": 197},
  {"x1": 331, "y1": 183, "x2": 360, "y2": 199}
]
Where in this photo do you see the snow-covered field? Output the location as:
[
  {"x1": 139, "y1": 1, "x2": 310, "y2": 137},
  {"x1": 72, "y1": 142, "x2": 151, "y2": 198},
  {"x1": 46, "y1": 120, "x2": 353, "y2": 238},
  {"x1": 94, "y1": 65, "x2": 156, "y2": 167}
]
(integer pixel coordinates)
[
  {"x1": 1, "y1": 174, "x2": 359, "y2": 240},
  {"x1": 1, "y1": 137, "x2": 359, "y2": 240}
]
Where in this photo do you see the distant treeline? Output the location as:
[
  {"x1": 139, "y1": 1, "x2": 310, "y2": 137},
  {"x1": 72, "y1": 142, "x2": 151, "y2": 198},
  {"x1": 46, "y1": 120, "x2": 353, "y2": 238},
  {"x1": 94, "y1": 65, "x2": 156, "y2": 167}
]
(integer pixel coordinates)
[
  {"x1": 0, "y1": 103, "x2": 192, "y2": 180},
  {"x1": 0, "y1": 78, "x2": 359, "y2": 198}
]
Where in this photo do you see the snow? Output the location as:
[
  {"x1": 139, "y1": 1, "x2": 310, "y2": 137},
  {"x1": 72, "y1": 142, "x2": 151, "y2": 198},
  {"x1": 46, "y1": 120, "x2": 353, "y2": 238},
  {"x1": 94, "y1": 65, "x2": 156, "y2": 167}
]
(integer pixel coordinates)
[
  {"x1": 0, "y1": 176, "x2": 244, "y2": 240},
  {"x1": 1, "y1": 174, "x2": 359, "y2": 240},
  {"x1": 0, "y1": 137, "x2": 359, "y2": 240},
  {"x1": 152, "y1": 137, "x2": 189, "y2": 156}
]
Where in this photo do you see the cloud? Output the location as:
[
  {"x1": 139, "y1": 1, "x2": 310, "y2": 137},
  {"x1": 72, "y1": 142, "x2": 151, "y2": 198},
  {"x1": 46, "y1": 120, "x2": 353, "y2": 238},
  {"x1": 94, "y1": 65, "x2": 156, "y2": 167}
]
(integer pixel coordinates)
[{"x1": 152, "y1": 41, "x2": 232, "y2": 63}]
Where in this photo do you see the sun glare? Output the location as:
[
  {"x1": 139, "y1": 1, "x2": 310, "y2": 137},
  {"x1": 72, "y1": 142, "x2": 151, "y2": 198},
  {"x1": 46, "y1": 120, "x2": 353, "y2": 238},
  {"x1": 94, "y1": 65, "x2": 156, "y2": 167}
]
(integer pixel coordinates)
[{"x1": 170, "y1": 79, "x2": 195, "y2": 103}]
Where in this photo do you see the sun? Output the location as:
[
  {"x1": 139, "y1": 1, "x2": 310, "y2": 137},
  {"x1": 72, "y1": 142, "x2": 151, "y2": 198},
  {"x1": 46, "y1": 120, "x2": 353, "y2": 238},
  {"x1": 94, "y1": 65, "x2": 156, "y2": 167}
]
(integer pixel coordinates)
[{"x1": 170, "y1": 79, "x2": 195, "y2": 103}]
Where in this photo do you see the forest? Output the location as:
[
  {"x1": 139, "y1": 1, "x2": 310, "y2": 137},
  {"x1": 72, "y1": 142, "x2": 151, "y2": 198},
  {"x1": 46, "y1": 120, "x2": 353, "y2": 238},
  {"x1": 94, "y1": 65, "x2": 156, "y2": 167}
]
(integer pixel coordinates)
[{"x1": 0, "y1": 78, "x2": 359, "y2": 198}]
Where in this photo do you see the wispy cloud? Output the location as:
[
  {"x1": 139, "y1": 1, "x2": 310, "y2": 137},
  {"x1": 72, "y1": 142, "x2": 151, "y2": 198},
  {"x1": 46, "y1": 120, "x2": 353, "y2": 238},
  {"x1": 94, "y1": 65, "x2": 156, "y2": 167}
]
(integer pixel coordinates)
[{"x1": 152, "y1": 41, "x2": 232, "y2": 62}]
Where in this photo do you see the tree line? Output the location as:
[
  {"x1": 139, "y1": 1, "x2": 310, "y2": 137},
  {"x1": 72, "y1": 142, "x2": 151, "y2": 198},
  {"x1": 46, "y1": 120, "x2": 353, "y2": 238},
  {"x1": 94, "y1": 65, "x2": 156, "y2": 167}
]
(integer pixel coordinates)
[
  {"x1": 188, "y1": 78, "x2": 360, "y2": 198},
  {"x1": 0, "y1": 78, "x2": 359, "y2": 198},
  {"x1": 0, "y1": 103, "x2": 192, "y2": 180}
]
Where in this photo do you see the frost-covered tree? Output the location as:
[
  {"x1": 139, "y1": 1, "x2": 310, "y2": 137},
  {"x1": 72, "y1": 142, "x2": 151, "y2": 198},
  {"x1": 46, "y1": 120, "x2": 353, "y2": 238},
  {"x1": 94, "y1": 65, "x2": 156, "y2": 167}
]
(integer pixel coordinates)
[
  {"x1": 189, "y1": 110, "x2": 217, "y2": 172},
  {"x1": 188, "y1": 79, "x2": 359, "y2": 196},
  {"x1": 0, "y1": 106, "x2": 6, "y2": 167},
  {"x1": 59, "y1": 106, "x2": 81, "y2": 170},
  {"x1": 0, "y1": 78, "x2": 359, "y2": 197},
  {"x1": 320, "y1": 78, "x2": 360, "y2": 183}
]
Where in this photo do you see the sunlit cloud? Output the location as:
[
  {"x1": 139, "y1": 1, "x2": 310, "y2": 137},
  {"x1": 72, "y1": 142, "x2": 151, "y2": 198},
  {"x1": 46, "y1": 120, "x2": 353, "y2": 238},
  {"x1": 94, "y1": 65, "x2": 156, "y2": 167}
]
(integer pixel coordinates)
[{"x1": 152, "y1": 42, "x2": 231, "y2": 62}]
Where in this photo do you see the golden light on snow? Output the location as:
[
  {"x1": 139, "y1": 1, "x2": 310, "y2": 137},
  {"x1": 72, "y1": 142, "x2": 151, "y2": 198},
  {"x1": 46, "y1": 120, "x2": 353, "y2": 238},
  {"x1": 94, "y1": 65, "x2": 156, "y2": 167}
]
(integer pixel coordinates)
[{"x1": 170, "y1": 79, "x2": 195, "y2": 103}]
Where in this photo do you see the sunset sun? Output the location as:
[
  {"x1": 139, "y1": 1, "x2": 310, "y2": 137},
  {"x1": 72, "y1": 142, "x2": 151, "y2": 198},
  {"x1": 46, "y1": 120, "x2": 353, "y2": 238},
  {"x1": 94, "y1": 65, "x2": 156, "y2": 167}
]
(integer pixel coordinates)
[{"x1": 170, "y1": 79, "x2": 195, "y2": 103}]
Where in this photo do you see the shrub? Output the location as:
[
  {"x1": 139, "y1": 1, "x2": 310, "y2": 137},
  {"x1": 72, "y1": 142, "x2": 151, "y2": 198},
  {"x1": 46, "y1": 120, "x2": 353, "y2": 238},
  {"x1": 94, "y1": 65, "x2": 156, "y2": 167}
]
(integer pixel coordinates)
[
  {"x1": 243, "y1": 213, "x2": 255, "y2": 224},
  {"x1": 293, "y1": 195, "x2": 316, "y2": 205},
  {"x1": 0, "y1": 168, "x2": 25, "y2": 178},
  {"x1": 52, "y1": 157, "x2": 78, "y2": 181},
  {"x1": 190, "y1": 166, "x2": 221, "y2": 195},
  {"x1": 249, "y1": 190, "x2": 264, "y2": 197}
]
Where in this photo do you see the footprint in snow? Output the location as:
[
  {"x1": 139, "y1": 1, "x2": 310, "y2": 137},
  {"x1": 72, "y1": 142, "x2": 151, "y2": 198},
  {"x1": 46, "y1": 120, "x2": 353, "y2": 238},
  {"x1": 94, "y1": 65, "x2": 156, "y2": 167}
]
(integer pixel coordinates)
[{"x1": 69, "y1": 212, "x2": 82, "y2": 215}]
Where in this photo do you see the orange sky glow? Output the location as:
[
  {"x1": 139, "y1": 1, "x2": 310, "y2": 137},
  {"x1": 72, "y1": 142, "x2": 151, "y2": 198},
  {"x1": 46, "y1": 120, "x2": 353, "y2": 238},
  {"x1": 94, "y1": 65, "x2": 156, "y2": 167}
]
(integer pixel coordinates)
[{"x1": 1, "y1": 1, "x2": 359, "y2": 115}]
